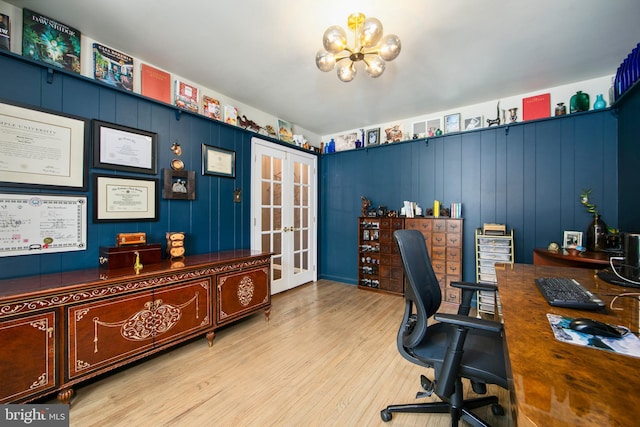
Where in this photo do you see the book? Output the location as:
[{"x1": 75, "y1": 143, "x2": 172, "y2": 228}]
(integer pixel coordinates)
[
  {"x1": 277, "y1": 119, "x2": 293, "y2": 143},
  {"x1": 0, "y1": 13, "x2": 9, "y2": 51},
  {"x1": 224, "y1": 105, "x2": 238, "y2": 126},
  {"x1": 22, "y1": 8, "x2": 81, "y2": 73},
  {"x1": 141, "y1": 63, "x2": 171, "y2": 103},
  {"x1": 202, "y1": 96, "x2": 221, "y2": 120},
  {"x1": 93, "y1": 43, "x2": 134, "y2": 91},
  {"x1": 522, "y1": 93, "x2": 550, "y2": 121},
  {"x1": 174, "y1": 80, "x2": 199, "y2": 113}
]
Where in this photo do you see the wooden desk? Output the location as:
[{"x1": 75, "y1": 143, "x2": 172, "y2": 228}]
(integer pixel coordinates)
[
  {"x1": 533, "y1": 248, "x2": 612, "y2": 269},
  {"x1": 496, "y1": 264, "x2": 640, "y2": 427}
]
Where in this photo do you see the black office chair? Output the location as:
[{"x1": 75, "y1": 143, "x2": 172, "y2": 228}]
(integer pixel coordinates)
[{"x1": 380, "y1": 229, "x2": 508, "y2": 427}]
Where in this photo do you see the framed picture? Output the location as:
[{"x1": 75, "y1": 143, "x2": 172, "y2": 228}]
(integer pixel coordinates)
[
  {"x1": 412, "y1": 121, "x2": 427, "y2": 139},
  {"x1": 202, "y1": 144, "x2": 236, "y2": 178},
  {"x1": 93, "y1": 120, "x2": 157, "y2": 174},
  {"x1": 366, "y1": 128, "x2": 380, "y2": 146},
  {"x1": 464, "y1": 116, "x2": 483, "y2": 130},
  {"x1": 93, "y1": 174, "x2": 159, "y2": 222},
  {"x1": 162, "y1": 169, "x2": 196, "y2": 200},
  {"x1": 335, "y1": 132, "x2": 358, "y2": 151},
  {"x1": 277, "y1": 119, "x2": 293, "y2": 143},
  {"x1": 444, "y1": 113, "x2": 461, "y2": 134},
  {"x1": 0, "y1": 99, "x2": 89, "y2": 190},
  {"x1": 426, "y1": 118, "x2": 441, "y2": 137},
  {"x1": 563, "y1": 231, "x2": 583, "y2": 249}
]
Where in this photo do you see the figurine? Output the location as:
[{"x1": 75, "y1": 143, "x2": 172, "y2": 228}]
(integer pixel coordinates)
[
  {"x1": 487, "y1": 102, "x2": 501, "y2": 127},
  {"x1": 264, "y1": 125, "x2": 278, "y2": 138},
  {"x1": 238, "y1": 115, "x2": 261, "y2": 132},
  {"x1": 361, "y1": 196, "x2": 371, "y2": 217},
  {"x1": 508, "y1": 107, "x2": 518, "y2": 123}
]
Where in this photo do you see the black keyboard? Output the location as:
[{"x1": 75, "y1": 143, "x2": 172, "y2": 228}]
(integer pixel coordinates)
[{"x1": 534, "y1": 277, "x2": 605, "y2": 310}]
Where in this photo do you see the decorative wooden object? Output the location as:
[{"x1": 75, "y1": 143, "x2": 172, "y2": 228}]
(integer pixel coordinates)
[{"x1": 0, "y1": 250, "x2": 271, "y2": 404}]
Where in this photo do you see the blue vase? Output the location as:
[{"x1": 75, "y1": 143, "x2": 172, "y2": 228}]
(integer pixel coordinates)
[{"x1": 593, "y1": 94, "x2": 606, "y2": 110}]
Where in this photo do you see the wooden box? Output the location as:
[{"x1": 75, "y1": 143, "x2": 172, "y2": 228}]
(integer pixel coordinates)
[{"x1": 98, "y1": 244, "x2": 162, "y2": 270}]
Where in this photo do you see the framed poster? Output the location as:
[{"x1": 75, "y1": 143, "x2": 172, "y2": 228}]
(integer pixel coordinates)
[
  {"x1": 93, "y1": 175, "x2": 159, "y2": 222},
  {"x1": 444, "y1": 113, "x2": 461, "y2": 134},
  {"x1": 202, "y1": 144, "x2": 235, "y2": 178},
  {"x1": 0, "y1": 193, "x2": 87, "y2": 257},
  {"x1": 0, "y1": 99, "x2": 89, "y2": 190},
  {"x1": 93, "y1": 120, "x2": 157, "y2": 174}
]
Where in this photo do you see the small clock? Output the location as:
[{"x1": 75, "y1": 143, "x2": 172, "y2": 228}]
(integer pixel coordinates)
[{"x1": 166, "y1": 232, "x2": 185, "y2": 260}]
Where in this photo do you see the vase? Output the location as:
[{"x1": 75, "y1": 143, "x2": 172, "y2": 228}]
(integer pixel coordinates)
[
  {"x1": 586, "y1": 214, "x2": 607, "y2": 252},
  {"x1": 570, "y1": 91, "x2": 590, "y2": 113},
  {"x1": 593, "y1": 94, "x2": 606, "y2": 110},
  {"x1": 555, "y1": 102, "x2": 566, "y2": 116}
]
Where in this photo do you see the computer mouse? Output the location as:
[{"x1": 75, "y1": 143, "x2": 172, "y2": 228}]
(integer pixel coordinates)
[{"x1": 568, "y1": 318, "x2": 624, "y2": 338}]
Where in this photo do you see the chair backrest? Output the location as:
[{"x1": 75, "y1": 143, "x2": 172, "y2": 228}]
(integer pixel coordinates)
[{"x1": 393, "y1": 229, "x2": 442, "y2": 349}]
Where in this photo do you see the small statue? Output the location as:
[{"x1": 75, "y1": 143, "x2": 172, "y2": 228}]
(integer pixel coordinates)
[
  {"x1": 238, "y1": 115, "x2": 261, "y2": 132},
  {"x1": 509, "y1": 107, "x2": 518, "y2": 123},
  {"x1": 487, "y1": 102, "x2": 501, "y2": 127},
  {"x1": 264, "y1": 125, "x2": 278, "y2": 138},
  {"x1": 361, "y1": 196, "x2": 371, "y2": 217}
]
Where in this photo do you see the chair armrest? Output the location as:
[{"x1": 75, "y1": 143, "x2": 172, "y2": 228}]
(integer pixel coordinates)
[
  {"x1": 434, "y1": 313, "x2": 503, "y2": 334},
  {"x1": 451, "y1": 281, "x2": 498, "y2": 316},
  {"x1": 450, "y1": 281, "x2": 498, "y2": 293}
]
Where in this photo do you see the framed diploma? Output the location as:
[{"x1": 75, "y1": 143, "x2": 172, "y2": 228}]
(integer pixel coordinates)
[
  {"x1": 0, "y1": 193, "x2": 87, "y2": 257},
  {"x1": 93, "y1": 175, "x2": 159, "y2": 222},
  {"x1": 202, "y1": 144, "x2": 235, "y2": 178},
  {"x1": 0, "y1": 99, "x2": 89, "y2": 190},
  {"x1": 93, "y1": 120, "x2": 158, "y2": 174}
]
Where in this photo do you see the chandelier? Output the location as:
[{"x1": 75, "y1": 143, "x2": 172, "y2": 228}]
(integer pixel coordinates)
[{"x1": 315, "y1": 13, "x2": 401, "y2": 82}]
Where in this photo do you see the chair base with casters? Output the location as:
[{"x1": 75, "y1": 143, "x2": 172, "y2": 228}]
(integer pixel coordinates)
[{"x1": 381, "y1": 229, "x2": 508, "y2": 427}]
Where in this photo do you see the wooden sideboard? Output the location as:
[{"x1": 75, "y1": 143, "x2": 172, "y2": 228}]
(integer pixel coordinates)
[
  {"x1": 532, "y1": 247, "x2": 611, "y2": 269},
  {"x1": 0, "y1": 250, "x2": 271, "y2": 404}
]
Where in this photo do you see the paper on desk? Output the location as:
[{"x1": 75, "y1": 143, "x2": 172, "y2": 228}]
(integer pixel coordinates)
[{"x1": 547, "y1": 313, "x2": 640, "y2": 358}]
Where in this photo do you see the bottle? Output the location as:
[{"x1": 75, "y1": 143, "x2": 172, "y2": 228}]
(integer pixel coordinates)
[
  {"x1": 569, "y1": 91, "x2": 589, "y2": 113},
  {"x1": 328, "y1": 138, "x2": 335, "y2": 153},
  {"x1": 593, "y1": 94, "x2": 606, "y2": 110}
]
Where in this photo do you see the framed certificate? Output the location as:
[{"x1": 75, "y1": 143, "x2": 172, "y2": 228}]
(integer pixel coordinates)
[
  {"x1": 0, "y1": 99, "x2": 89, "y2": 190},
  {"x1": 202, "y1": 144, "x2": 235, "y2": 178},
  {"x1": 93, "y1": 120, "x2": 158, "y2": 174},
  {"x1": 93, "y1": 175, "x2": 159, "y2": 222}
]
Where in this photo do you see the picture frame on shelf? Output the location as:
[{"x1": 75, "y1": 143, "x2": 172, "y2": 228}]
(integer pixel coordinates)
[
  {"x1": 162, "y1": 168, "x2": 196, "y2": 200},
  {"x1": 411, "y1": 121, "x2": 427, "y2": 139},
  {"x1": 0, "y1": 100, "x2": 89, "y2": 190},
  {"x1": 93, "y1": 174, "x2": 159, "y2": 222},
  {"x1": 426, "y1": 118, "x2": 441, "y2": 137},
  {"x1": 464, "y1": 116, "x2": 483, "y2": 130},
  {"x1": 277, "y1": 119, "x2": 293, "y2": 143},
  {"x1": 444, "y1": 113, "x2": 461, "y2": 134},
  {"x1": 201, "y1": 144, "x2": 236, "y2": 178},
  {"x1": 366, "y1": 128, "x2": 380, "y2": 146},
  {"x1": 563, "y1": 230, "x2": 583, "y2": 249},
  {"x1": 93, "y1": 120, "x2": 158, "y2": 175}
]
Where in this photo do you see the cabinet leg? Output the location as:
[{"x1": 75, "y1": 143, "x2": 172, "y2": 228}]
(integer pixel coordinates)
[
  {"x1": 264, "y1": 307, "x2": 271, "y2": 321},
  {"x1": 57, "y1": 388, "x2": 74, "y2": 405},
  {"x1": 206, "y1": 331, "x2": 215, "y2": 347}
]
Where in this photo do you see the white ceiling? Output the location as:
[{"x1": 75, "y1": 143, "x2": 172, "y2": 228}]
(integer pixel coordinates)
[{"x1": 7, "y1": 0, "x2": 640, "y2": 136}]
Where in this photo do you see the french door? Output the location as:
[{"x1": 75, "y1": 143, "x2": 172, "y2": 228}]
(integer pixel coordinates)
[{"x1": 251, "y1": 138, "x2": 317, "y2": 294}]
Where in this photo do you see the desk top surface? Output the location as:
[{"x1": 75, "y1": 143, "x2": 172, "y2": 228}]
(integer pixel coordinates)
[{"x1": 496, "y1": 263, "x2": 640, "y2": 427}]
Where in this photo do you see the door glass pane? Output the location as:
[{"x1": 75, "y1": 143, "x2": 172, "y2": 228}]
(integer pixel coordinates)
[
  {"x1": 261, "y1": 234, "x2": 270, "y2": 252},
  {"x1": 294, "y1": 207, "x2": 300, "y2": 228},
  {"x1": 302, "y1": 207, "x2": 309, "y2": 228},
  {"x1": 293, "y1": 184, "x2": 300, "y2": 206},
  {"x1": 272, "y1": 256, "x2": 282, "y2": 280},
  {"x1": 302, "y1": 164, "x2": 309, "y2": 185},
  {"x1": 261, "y1": 208, "x2": 271, "y2": 231},
  {"x1": 274, "y1": 206, "x2": 282, "y2": 231},
  {"x1": 261, "y1": 182, "x2": 271, "y2": 205},
  {"x1": 294, "y1": 230, "x2": 300, "y2": 251},
  {"x1": 274, "y1": 158, "x2": 282, "y2": 181},
  {"x1": 294, "y1": 251, "x2": 300, "y2": 271},
  {"x1": 294, "y1": 162, "x2": 301, "y2": 184},
  {"x1": 273, "y1": 183, "x2": 282, "y2": 206},
  {"x1": 261, "y1": 155, "x2": 271, "y2": 179},
  {"x1": 274, "y1": 231, "x2": 282, "y2": 254},
  {"x1": 303, "y1": 230, "x2": 308, "y2": 250},
  {"x1": 302, "y1": 185, "x2": 308, "y2": 206}
]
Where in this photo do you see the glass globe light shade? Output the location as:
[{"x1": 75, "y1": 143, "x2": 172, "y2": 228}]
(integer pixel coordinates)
[
  {"x1": 379, "y1": 34, "x2": 401, "y2": 61},
  {"x1": 359, "y1": 17, "x2": 383, "y2": 48},
  {"x1": 316, "y1": 50, "x2": 336, "y2": 72},
  {"x1": 365, "y1": 55, "x2": 385, "y2": 78},
  {"x1": 337, "y1": 61, "x2": 356, "y2": 82},
  {"x1": 322, "y1": 26, "x2": 348, "y2": 54}
]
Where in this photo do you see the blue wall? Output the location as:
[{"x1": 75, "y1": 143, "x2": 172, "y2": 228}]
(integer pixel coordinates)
[
  {"x1": 319, "y1": 110, "x2": 619, "y2": 284},
  {"x1": 0, "y1": 52, "x2": 255, "y2": 279}
]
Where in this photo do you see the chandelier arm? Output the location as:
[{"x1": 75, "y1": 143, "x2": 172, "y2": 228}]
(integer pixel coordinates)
[{"x1": 362, "y1": 47, "x2": 381, "y2": 56}]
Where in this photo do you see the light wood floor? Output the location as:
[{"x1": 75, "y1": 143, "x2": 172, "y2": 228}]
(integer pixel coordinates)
[{"x1": 57, "y1": 280, "x2": 511, "y2": 426}]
